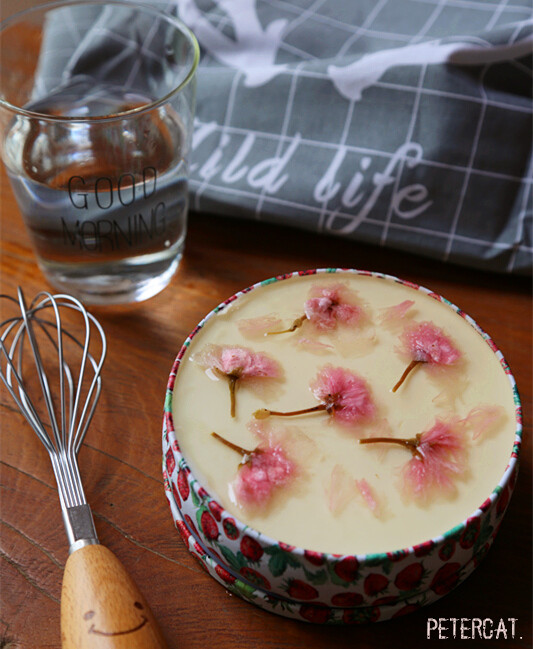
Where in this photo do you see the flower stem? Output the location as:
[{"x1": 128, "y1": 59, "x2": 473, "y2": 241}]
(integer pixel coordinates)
[
  {"x1": 212, "y1": 368, "x2": 241, "y2": 417},
  {"x1": 266, "y1": 315, "x2": 307, "y2": 335},
  {"x1": 359, "y1": 435, "x2": 421, "y2": 458},
  {"x1": 254, "y1": 403, "x2": 327, "y2": 419},
  {"x1": 228, "y1": 374, "x2": 238, "y2": 417},
  {"x1": 211, "y1": 432, "x2": 253, "y2": 458},
  {"x1": 392, "y1": 359, "x2": 423, "y2": 392}
]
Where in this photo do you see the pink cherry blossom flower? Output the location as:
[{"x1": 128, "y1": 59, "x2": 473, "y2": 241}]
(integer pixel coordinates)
[
  {"x1": 208, "y1": 345, "x2": 280, "y2": 377},
  {"x1": 254, "y1": 365, "x2": 375, "y2": 427},
  {"x1": 211, "y1": 432, "x2": 295, "y2": 507},
  {"x1": 403, "y1": 420, "x2": 467, "y2": 498},
  {"x1": 267, "y1": 283, "x2": 364, "y2": 335},
  {"x1": 304, "y1": 283, "x2": 363, "y2": 331},
  {"x1": 393, "y1": 321, "x2": 461, "y2": 392},
  {"x1": 359, "y1": 418, "x2": 467, "y2": 501},
  {"x1": 311, "y1": 365, "x2": 375, "y2": 425},
  {"x1": 235, "y1": 446, "x2": 295, "y2": 507},
  {"x1": 196, "y1": 344, "x2": 280, "y2": 417},
  {"x1": 403, "y1": 322, "x2": 461, "y2": 365}
]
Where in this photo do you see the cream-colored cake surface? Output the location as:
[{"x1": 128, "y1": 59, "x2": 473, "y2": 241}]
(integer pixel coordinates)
[{"x1": 172, "y1": 273, "x2": 516, "y2": 555}]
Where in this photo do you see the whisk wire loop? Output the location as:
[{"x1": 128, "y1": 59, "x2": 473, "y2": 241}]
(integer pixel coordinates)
[
  {"x1": 19, "y1": 290, "x2": 64, "y2": 451},
  {"x1": 0, "y1": 313, "x2": 54, "y2": 451}
]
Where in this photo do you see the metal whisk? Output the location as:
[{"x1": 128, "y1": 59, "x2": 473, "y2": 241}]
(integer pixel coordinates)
[
  {"x1": 1, "y1": 288, "x2": 105, "y2": 552},
  {"x1": 0, "y1": 288, "x2": 168, "y2": 649}
]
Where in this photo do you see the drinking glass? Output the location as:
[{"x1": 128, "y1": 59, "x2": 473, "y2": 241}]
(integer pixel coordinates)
[{"x1": 0, "y1": 1, "x2": 199, "y2": 304}]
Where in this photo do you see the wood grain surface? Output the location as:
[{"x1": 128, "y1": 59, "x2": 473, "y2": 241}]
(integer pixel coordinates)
[{"x1": 0, "y1": 164, "x2": 531, "y2": 648}]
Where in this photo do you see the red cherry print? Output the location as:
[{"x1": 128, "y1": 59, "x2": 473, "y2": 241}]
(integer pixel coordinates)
[
  {"x1": 239, "y1": 567, "x2": 271, "y2": 590},
  {"x1": 200, "y1": 511, "x2": 219, "y2": 540},
  {"x1": 166, "y1": 448, "x2": 175, "y2": 475},
  {"x1": 438, "y1": 539, "x2": 456, "y2": 562},
  {"x1": 240, "y1": 535, "x2": 263, "y2": 562},
  {"x1": 208, "y1": 500, "x2": 224, "y2": 522},
  {"x1": 171, "y1": 482, "x2": 181, "y2": 508},
  {"x1": 177, "y1": 469, "x2": 190, "y2": 501},
  {"x1": 175, "y1": 520, "x2": 191, "y2": 544},
  {"x1": 413, "y1": 540, "x2": 435, "y2": 557},
  {"x1": 279, "y1": 542, "x2": 296, "y2": 552},
  {"x1": 394, "y1": 562, "x2": 424, "y2": 591},
  {"x1": 334, "y1": 556, "x2": 359, "y2": 582},
  {"x1": 479, "y1": 497, "x2": 491, "y2": 513},
  {"x1": 223, "y1": 517, "x2": 239, "y2": 540},
  {"x1": 430, "y1": 563, "x2": 461, "y2": 595},
  {"x1": 286, "y1": 579, "x2": 319, "y2": 601},
  {"x1": 304, "y1": 550, "x2": 324, "y2": 566},
  {"x1": 193, "y1": 540, "x2": 205, "y2": 556},
  {"x1": 459, "y1": 518, "x2": 481, "y2": 549},
  {"x1": 184, "y1": 514, "x2": 197, "y2": 536},
  {"x1": 215, "y1": 564, "x2": 236, "y2": 585},
  {"x1": 386, "y1": 550, "x2": 408, "y2": 562},
  {"x1": 364, "y1": 573, "x2": 389, "y2": 597}
]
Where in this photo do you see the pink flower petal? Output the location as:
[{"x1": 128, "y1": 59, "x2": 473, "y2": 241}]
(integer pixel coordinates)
[
  {"x1": 238, "y1": 315, "x2": 284, "y2": 338},
  {"x1": 249, "y1": 420, "x2": 318, "y2": 474},
  {"x1": 311, "y1": 365, "x2": 375, "y2": 426},
  {"x1": 401, "y1": 321, "x2": 461, "y2": 366},
  {"x1": 431, "y1": 370, "x2": 469, "y2": 409},
  {"x1": 233, "y1": 445, "x2": 296, "y2": 507},
  {"x1": 355, "y1": 478, "x2": 381, "y2": 517},
  {"x1": 379, "y1": 300, "x2": 415, "y2": 328},
  {"x1": 247, "y1": 419, "x2": 269, "y2": 443},
  {"x1": 296, "y1": 337, "x2": 334, "y2": 352},
  {"x1": 463, "y1": 405, "x2": 506, "y2": 440},
  {"x1": 325, "y1": 464, "x2": 354, "y2": 514}
]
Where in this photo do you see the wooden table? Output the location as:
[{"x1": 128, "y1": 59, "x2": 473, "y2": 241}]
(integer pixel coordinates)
[{"x1": 1, "y1": 165, "x2": 531, "y2": 648}]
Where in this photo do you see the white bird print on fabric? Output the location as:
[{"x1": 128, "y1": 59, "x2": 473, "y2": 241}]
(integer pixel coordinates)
[
  {"x1": 329, "y1": 29, "x2": 533, "y2": 102},
  {"x1": 175, "y1": 0, "x2": 288, "y2": 87}
]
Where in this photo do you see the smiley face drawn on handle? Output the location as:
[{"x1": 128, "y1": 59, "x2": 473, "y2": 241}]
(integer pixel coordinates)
[{"x1": 84, "y1": 601, "x2": 148, "y2": 637}]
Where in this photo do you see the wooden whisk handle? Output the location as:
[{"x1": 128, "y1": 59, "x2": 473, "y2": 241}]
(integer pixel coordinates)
[{"x1": 61, "y1": 544, "x2": 169, "y2": 649}]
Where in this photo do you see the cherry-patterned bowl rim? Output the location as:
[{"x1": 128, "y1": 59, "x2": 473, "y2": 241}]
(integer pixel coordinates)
[
  {"x1": 164, "y1": 268, "x2": 522, "y2": 570},
  {"x1": 164, "y1": 468, "x2": 498, "y2": 622}
]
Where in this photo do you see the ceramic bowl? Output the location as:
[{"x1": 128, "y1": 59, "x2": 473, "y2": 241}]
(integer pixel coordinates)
[{"x1": 162, "y1": 269, "x2": 521, "y2": 623}]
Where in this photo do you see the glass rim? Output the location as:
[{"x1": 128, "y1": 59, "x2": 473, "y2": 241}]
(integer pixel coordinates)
[{"x1": 0, "y1": 0, "x2": 200, "y2": 123}]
